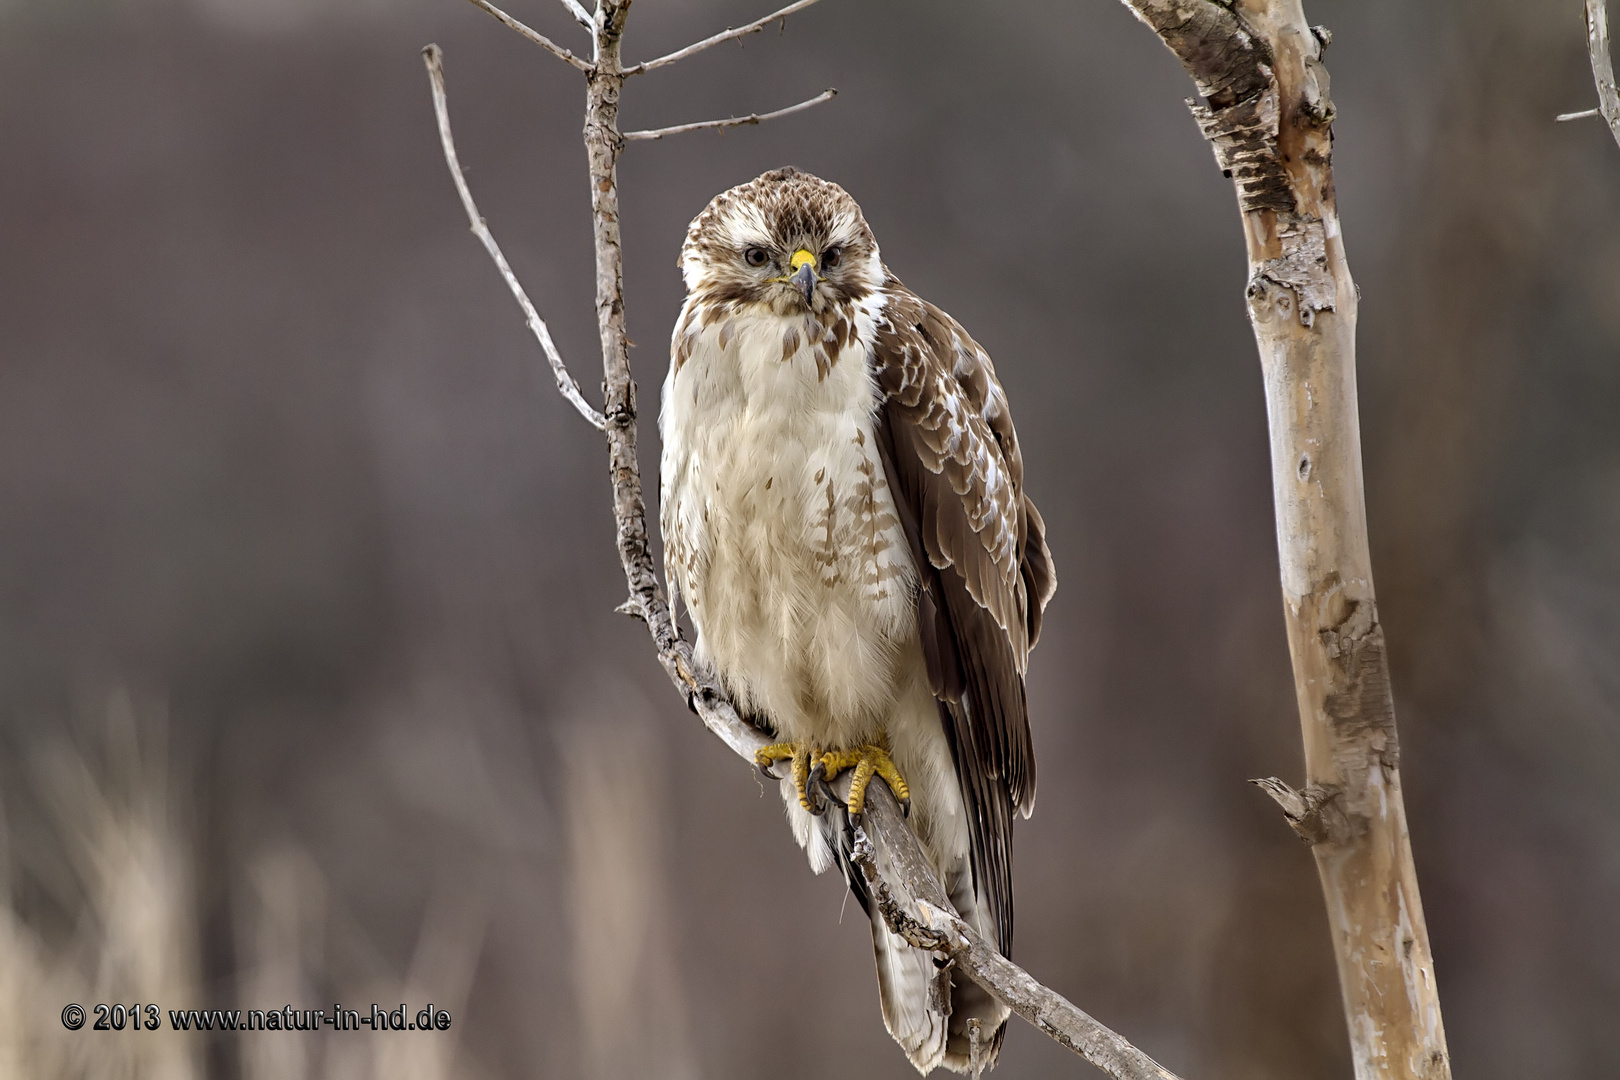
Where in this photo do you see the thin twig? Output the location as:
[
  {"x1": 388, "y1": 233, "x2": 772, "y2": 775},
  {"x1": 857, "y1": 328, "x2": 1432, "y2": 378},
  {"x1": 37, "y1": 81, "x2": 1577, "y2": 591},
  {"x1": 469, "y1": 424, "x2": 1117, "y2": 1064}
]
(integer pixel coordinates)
[
  {"x1": 1557, "y1": 107, "x2": 1603, "y2": 121},
  {"x1": 622, "y1": 88, "x2": 836, "y2": 141},
  {"x1": 1583, "y1": 0, "x2": 1620, "y2": 149},
  {"x1": 557, "y1": 0, "x2": 592, "y2": 32},
  {"x1": 461, "y1": 0, "x2": 593, "y2": 72},
  {"x1": 422, "y1": 45, "x2": 607, "y2": 432},
  {"x1": 621, "y1": 0, "x2": 826, "y2": 75}
]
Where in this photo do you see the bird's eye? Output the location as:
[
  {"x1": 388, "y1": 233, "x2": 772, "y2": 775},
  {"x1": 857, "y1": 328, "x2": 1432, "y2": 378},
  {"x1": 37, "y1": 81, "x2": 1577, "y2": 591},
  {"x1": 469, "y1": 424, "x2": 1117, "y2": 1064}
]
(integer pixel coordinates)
[
  {"x1": 823, "y1": 246, "x2": 842, "y2": 268},
  {"x1": 744, "y1": 246, "x2": 770, "y2": 267}
]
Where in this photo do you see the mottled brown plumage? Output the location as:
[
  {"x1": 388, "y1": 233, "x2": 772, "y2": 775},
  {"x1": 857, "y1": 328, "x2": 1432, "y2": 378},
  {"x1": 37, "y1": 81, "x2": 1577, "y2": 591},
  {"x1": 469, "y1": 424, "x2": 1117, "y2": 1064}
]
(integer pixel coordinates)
[
  {"x1": 660, "y1": 168, "x2": 1054, "y2": 1074},
  {"x1": 872, "y1": 285, "x2": 1055, "y2": 954}
]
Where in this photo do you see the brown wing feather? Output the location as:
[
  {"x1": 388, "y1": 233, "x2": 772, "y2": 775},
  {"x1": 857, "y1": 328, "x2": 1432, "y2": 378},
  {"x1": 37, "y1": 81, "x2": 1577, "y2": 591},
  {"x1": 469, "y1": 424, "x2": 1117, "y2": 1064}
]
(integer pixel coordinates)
[{"x1": 871, "y1": 277, "x2": 1055, "y2": 954}]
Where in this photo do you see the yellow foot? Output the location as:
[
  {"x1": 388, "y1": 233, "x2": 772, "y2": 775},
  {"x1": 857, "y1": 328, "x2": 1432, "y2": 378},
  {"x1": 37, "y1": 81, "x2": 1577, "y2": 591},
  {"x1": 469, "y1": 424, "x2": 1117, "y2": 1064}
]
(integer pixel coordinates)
[
  {"x1": 755, "y1": 741, "x2": 821, "y2": 813},
  {"x1": 813, "y1": 741, "x2": 910, "y2": 819}
]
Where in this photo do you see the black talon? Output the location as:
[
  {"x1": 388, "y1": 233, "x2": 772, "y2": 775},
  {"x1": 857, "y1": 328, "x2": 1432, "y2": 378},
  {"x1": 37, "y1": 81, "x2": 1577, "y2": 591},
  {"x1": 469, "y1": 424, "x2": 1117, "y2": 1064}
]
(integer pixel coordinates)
[
  {"x1": 815, "y1": 772, "x2": 847, "y2": 813},
  {"x1": 757, "y1": 760, "x2": 780, "y2": 782},
  {"x1": 899, "y1": 794, "x2": 912, "y2": 819},
  {"x1": 804, "y1": 762, "x2": 829, "y2": 815}
]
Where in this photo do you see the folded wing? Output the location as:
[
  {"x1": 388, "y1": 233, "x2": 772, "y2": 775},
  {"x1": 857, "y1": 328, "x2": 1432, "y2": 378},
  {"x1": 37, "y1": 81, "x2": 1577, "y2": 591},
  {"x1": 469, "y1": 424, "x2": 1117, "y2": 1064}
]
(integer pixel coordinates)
[{"x1": 869, "y1": 279, "x2": 1056, "y2": 955}]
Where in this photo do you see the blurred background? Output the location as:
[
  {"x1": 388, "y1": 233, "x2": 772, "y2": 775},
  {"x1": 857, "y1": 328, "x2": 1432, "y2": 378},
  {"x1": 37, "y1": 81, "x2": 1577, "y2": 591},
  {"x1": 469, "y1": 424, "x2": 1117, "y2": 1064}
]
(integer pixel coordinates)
[{"x1": 1, "y1": 0, "x2": 1617, "y2": 1076}]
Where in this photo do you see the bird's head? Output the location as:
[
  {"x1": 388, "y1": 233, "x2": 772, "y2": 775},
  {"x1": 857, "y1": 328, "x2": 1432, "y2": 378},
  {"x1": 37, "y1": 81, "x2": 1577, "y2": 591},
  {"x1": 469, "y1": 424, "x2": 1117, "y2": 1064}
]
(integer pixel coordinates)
[{"x1": 679, "y1": 167, "x2": 881, "y2": 315}]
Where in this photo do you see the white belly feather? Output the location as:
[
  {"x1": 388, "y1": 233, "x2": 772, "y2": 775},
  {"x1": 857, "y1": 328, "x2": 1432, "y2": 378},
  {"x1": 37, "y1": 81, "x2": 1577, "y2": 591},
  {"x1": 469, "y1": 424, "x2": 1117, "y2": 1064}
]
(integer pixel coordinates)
[
  {"x1": 661, "y1": 297, "x2": 915, "y2": 742},
  {"x1": 659, "y1": 296, "x2": 969, "y2": 878}
]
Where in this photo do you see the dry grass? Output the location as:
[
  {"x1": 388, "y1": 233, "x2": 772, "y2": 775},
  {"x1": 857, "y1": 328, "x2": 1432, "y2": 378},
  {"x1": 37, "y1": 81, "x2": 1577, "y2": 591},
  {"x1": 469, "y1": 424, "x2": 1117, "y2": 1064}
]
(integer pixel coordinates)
[{"x1": 0, "y1": 693, "x2": 484, "y2": 1080}]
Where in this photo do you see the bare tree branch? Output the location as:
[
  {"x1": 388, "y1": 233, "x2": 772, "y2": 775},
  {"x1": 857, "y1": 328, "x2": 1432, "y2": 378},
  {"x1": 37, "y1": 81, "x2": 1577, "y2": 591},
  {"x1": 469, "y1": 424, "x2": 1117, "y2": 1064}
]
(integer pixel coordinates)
[
  {"x1": 461, "y1": 0, "x2": 593, "y2": 72},
  {"x1": 622, "y1": 88, "x2": 836, "y2": 141},
  {"x1": 1582, "y1": 0, "x2": 1620, "y2": 148},
  {"x1": 1116, "y1": 2, "x2": 1452, "y2": 1078},
  {"x1": 1557, "y1": 106, "x2": 1603, "y2": 121},
  {"x1": 422, "y1": 45, "x2": 607, "y2": 432},
  {"x1": 557, "y1": 0, "x2": 592, "y2": 33},
  {"x1": 621, "y1": 0, "x2": 826, "y2": 76}
]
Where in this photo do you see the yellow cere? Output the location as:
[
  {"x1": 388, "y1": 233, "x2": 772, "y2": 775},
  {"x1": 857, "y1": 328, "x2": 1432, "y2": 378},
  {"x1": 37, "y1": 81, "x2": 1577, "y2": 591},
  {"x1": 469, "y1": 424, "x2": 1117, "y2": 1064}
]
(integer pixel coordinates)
[{"x1": 790, "y1": 249, "x2": 817, "y2": 271}]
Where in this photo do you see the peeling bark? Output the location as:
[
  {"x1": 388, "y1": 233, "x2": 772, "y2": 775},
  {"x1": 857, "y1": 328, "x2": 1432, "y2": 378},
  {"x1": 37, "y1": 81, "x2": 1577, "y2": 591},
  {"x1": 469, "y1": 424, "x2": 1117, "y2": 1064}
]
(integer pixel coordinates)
[{"x1": 1120, "y1": 2, "x2": 1451, "y2": 1078}]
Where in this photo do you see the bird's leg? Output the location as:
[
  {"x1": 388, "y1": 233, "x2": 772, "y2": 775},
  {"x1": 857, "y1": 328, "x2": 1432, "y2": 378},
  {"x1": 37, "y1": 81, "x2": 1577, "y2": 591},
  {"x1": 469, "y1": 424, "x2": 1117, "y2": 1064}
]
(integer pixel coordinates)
[
  {"x1": 754, "y1": 742, "x2": 828, "y2": 814},
  {"x1": 813, "y1": 739, "x2": 911, "y2": 819}
]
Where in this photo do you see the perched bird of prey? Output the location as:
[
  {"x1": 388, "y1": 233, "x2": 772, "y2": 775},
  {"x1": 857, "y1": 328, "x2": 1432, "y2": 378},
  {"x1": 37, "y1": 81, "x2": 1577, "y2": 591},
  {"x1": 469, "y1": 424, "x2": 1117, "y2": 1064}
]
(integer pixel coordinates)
[{"x1": 660, "y1": 168, "x2": 1055, "y2": 1074}]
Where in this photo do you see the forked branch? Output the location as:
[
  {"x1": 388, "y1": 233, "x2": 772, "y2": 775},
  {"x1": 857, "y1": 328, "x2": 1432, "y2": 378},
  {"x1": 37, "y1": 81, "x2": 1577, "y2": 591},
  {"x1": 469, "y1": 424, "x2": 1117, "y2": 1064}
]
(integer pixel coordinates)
[
  {"x1": 622, "y1": 88, "x2": 836, "y2": 141},
  {"x1": 423, "y1": 45, "x2": 605, "y2": 431}
]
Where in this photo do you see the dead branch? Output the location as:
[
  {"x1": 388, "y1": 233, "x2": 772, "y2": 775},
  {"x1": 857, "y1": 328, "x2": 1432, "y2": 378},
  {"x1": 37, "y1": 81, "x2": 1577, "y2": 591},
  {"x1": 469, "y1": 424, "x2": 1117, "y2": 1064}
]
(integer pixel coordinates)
[
  {"x1": 622, "y1": 88, "x2": 836, "y2": 141},
  {"x1": 426, "y1": 2, "x2": 1190, "y2": 1075},
  {"x1": 423, "y1": 45, "x2": 606, "y2": 432},
  {"x1": 621, "y1": 0, "x2": 826, "y2": 76},
  {"x1": 1248, "y1": 776, "x2": 1343, "y2": 847},
  {"x1": 1117, "y1": 2, "x2": 1452, "y2": 1078},
  {"x1": 461, "y1": 0, "x2": 592, "y2": 71}
]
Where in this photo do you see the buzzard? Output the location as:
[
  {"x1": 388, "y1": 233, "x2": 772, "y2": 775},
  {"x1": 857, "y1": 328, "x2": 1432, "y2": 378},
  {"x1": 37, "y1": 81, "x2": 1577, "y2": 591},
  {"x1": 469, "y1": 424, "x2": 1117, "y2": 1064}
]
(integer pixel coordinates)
[{"x1": 660, "y1": 168, "x2": 1055, "y2": 1074}]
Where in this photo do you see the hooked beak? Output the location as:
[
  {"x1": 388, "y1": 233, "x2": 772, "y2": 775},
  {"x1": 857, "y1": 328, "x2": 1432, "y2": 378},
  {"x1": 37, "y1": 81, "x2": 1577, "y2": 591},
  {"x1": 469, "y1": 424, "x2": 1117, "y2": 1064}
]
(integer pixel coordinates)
[
  {"x1": 791, "y1": 262, "x2": 817, "y2": 304},
  {"x1": 788, "y1": 249, "x2": 818, "y2": 304}
]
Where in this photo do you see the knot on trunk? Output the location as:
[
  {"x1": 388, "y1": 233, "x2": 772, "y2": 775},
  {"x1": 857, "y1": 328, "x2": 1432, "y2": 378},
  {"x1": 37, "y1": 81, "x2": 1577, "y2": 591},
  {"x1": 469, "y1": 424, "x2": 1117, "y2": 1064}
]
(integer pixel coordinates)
[
  {"x1": 1250, "y1": 777, "x2": 1346, "y2": 846},
  {"x1": 1246, "y1": 213, "x2": 1335, "y2": 326}
]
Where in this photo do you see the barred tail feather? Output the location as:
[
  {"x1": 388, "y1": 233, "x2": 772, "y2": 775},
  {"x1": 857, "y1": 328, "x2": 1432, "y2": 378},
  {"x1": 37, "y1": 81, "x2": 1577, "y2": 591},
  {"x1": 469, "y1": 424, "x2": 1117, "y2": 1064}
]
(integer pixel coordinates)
[
  {"x1": 873, "y1": 914, "x2": 950, "y2": 1073},
  {"x1": 934, "y1": 853, "x2": 1011, "y2": 1075},
  {"x1": 830, "y1": 809, "x2": 1011, "y2": 1075}
]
